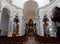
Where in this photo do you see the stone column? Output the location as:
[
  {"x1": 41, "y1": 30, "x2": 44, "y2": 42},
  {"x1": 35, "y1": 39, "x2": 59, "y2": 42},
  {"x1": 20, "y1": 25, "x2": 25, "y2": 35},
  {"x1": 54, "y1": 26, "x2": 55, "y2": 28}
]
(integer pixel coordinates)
[
  {"x1": 22, "y1": 17, "x2": 25, "y2": 36},
  {"x1": 0, "y1": 1, "x2": 2, "y2": 26},
  {"x1": 19, "y1": 15, "x2": 23, "y2": 36},
  {"x1": 8, "y1": 16, "x2": 13, "y2": 37},
  {"x1": 0, "y1": 11, "x2": 2, "y2": 24},
  {"x1": 0, "y1": 10, "x2": 2, "y2": 36},
  {"x1": 0, "y1": 0, "x2": 1, "y2": 10},
  {"x1": 39, "y1": 9, "x2": 44, "y2": 36},
  {"x1": 0, "y1": 0, "x2": 2, "y2": 35},
  {"x1": 19, "y1": 15, "x2": 25, "y2": 36}
]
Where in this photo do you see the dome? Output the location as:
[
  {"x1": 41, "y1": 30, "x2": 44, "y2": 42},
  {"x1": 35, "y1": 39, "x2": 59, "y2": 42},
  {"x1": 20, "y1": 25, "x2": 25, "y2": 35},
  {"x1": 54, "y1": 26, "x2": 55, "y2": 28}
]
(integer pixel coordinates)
[
  {"x1": 23, "y1": 0, "x2": 38, "y2": 10},
  {"x1": 23, "y1": 0, "x2": 38, "y2": 21},
  {"x1": 11, "y1": 0, "x2": 55, "y2": 8}
]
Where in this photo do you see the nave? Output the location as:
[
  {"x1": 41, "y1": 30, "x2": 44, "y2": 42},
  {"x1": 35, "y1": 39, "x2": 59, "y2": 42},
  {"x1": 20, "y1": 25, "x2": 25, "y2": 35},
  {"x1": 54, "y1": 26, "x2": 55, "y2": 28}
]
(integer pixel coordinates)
[{"x1": 0, "y1": 34, "x2": 60, "y2": 44}]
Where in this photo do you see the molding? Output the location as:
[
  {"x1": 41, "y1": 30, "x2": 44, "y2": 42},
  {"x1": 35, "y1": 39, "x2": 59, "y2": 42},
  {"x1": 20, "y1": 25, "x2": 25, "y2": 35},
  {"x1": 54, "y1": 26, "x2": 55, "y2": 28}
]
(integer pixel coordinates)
[
  {"x1": 39, "y1": 0, "x2": 57, "y2": 9},
  {"x1": 5, "y1": 0, "x2": 23, "y2": 10},
  {"x1": 5, "y1": 0, "x2": 56, "y2": 10}
]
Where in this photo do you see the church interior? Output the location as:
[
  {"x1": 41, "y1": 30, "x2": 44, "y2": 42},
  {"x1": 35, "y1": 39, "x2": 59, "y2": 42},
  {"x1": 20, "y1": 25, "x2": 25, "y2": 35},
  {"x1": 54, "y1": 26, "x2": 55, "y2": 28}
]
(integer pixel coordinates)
[{"x1": 0, "y1": 0, "x2": 60, "y2": 44}]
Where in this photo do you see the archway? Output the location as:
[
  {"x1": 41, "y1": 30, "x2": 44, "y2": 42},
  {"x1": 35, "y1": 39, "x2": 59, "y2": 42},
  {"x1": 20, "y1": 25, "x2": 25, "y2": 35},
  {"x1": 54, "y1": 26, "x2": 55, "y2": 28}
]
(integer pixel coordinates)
[{"x1": 1, "y1": 8, "x2": 10, "y2": 36}]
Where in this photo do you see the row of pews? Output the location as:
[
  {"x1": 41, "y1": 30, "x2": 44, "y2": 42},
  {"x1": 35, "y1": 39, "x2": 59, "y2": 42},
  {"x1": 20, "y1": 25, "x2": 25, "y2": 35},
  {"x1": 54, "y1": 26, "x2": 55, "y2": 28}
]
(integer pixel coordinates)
[
  {"x1": 0, "y1": 35, "x2": 60, "y2": 44},
  {"x1": 35, "y1": 35, "x2": 60, "y2": 44},
  {"x1": 0, "y1": 36, "x2": 27, "y2": 44}
]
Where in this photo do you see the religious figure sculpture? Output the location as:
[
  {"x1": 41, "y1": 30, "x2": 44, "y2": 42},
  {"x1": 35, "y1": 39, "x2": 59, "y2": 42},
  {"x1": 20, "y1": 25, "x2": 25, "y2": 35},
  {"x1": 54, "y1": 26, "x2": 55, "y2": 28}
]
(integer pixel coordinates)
[
  {"x1": 13, "y1": 15, "x2": 19, "y2": 36},
  {"x1": 43, "y1": 15, "x2": 50, "y2": 37}
]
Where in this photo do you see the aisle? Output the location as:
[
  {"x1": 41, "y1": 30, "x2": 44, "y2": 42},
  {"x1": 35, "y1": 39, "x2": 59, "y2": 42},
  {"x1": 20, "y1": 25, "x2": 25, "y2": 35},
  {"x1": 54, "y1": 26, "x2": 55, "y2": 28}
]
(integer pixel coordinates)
[{"x1": 25, "y1": 35, "x2": 38, "y2": 44}]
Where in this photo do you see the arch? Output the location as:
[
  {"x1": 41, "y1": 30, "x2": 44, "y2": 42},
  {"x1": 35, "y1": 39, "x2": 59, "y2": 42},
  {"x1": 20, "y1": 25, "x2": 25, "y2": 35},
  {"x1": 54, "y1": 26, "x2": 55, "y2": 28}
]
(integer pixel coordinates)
[
  {"x1": 1, "y1": 7, "x2": 11, "y2": 15},
  {"x1": 1, "y1": 8, "x2": 10, "y2": 36},
  {"x1": 6, "y1": 0, "x2": 56, "y2": 9}
]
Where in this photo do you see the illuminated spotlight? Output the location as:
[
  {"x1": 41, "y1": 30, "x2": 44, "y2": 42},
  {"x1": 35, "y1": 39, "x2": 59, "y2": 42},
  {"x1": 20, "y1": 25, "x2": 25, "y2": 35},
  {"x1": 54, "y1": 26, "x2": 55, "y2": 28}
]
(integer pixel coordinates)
[
  {"x1": 49, "y1": 28, "x2": 52, "y2": 31},
  {"x1": 51, "y1": 15, "x2": 54, "y2": 19}
]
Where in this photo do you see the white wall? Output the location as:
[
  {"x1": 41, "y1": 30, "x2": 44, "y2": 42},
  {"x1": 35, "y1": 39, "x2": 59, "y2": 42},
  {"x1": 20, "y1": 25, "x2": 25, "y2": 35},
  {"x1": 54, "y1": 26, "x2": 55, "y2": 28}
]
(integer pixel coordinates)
[
  {"x1": 0, "y1": 0, "x2": 24, "y2": 36},
  {"x1": 37, "y1": 0, "x2": 60, "y2": 37},
  {"x1": 0, "y1": 0, "x2": 60, "y2": 37}
]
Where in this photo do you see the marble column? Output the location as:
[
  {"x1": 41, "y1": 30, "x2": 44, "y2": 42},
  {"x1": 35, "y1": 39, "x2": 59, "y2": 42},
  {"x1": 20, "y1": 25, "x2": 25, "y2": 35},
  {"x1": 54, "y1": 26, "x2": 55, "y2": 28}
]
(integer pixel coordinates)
[
  {"x1": 8, "y1": 17, "x2": 13, "y2": 37},
  {"x1": 0, "y1": 10, "x2": 2, "y2": 36},
  {"x1": 0, "y1": 0, "x2": 2, "y2": 35},
  {"x1": 19, "y1": 15, "x2": 25, "y2": 36}
]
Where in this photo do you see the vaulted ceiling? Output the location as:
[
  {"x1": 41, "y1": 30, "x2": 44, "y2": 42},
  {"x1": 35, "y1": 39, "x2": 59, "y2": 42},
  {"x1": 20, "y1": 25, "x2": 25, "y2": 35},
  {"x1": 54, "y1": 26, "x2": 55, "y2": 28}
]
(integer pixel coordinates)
[{"x1": 12, "y1": 0, "x2": 51, "y2": 8}]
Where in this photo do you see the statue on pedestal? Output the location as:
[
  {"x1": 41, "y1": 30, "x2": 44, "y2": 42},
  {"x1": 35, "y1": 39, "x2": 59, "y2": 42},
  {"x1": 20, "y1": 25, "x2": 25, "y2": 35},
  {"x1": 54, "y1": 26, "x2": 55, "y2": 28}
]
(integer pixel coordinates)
[
  {"x1": 43, "y1": 15, "x2": 49, "y2": 37},
  {"x1": 13, "y1": 15, "x2": 19, "y2": 36}
]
